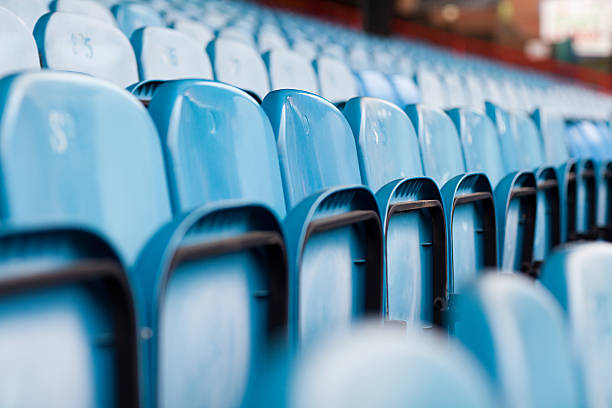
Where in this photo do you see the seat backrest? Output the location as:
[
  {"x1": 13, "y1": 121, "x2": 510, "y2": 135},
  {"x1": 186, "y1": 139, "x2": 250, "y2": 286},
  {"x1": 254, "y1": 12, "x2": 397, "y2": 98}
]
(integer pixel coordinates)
[
  {"x1": 0, "y1": 7, "x2": 40, "y2": 77},
  {"x1": 291, "y1": 39, "x2": 318, "y2": 61},
  {"x1": 264, "y1": 49, "x2": 319, "y2": 94},
  {"x1": 281, "y1": 325, "x2": 495, "y2": 407},
  {"x1": 355, "y1": 71, "x2": 399, "y2": 106},
  {"x1": 207, "y1": 38, "x2": 270, "y2": 101},
  {"x1": 540, "y1": 242, "x2": 612, "y2": 407},
  {"x1": 0, "y1": 71, "x2": 172, "y2": 266},
  {"x1": 258, "y1": 25, "x2": 288, "y2": 52},
  {"x1": 454, "y1": 273, "x2": 581, "y2": 407},
  {"x1": 343, "y1": 97, "x2": 424, "y2": 191},
  {"x1": 513, "y1": 111, "x2": 547, "y2": 168},
  {"x1": 49, "y1": 0, "x2": 115, "y2": 25},
  {"x1": 314, "y1": 56, "x2": 358, "y2": 104},
  {"x1": 414, "y1": 66, "x2": 446, "y2": 109},
  {"x1": 131, "y1": 27, "x2": 213, "y2": 81},
  {"x1": 389, "y1": 74, "x2": 420, "y2": 106},
  {"x1": 531, "y1": 108, "x2": 571, "y2": 166},
  {"x1": 464, "y1": 73, "x2": 486, "y2": 110},
  {"x1": 443, "y1": 71, "x2": 468, "y2": 108},
  {"x1": 170, "y1": 18, "x2": 214, "y2": 49},
  {"x1": 565, "y1": 121, "x2": 594, "y2": 159},
  {"x1": 447, "y1": 108, "x2": 507, "y2": 186},
  {"x1": 34, "y1": 12, "x2": 139, "y2": 88},
  {"x1": 147, "y1": 79, "x2": 286, "y2": 218},
  {"x1": 261, "y1": 90, "x2": 362, "y2": 210},
  {"x1": 405, "y1": 105, "x2": 467, "y2": 186},
  {"x1": 0, "y1": 0, "x2": 48, "y2": 31},
  {"x1": 111, "y1": 2, "x2": 164, "y2": 39}
]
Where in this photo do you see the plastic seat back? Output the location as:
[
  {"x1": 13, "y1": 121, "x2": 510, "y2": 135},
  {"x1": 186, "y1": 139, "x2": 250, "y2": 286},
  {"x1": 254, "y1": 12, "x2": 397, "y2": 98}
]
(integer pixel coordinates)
[
  {"x1": 111, "y1": 2, "x2": 163, "y2": 39},
  {"x1": 0, "y1": 71, "x2": 171, "y2": 267},
  {"x1": 34, "y1": 12, "x2": 138, "y2": 88},
  {"x1": 390, "y1": 74, "x2": 420, "y2": 106},
  {"x1": 131, "y1": 27, "x2": 213, "y2": 81},
  {"x1": 0, "y1": 0, "x2": 48, "y2": 31},
  {"x1": 0, "y1": 7, "x2": 40, "y2": 77},
  {"x1": 207, "y1": 38, "x2": 270, "y2": 101},
  {"x1": 356, "y1": 70, "x2": 398, "y2": 106},
  {"x1": 49, "y1": 0, "x2": 115, "y2": 24},
  {"x1": 485, "y1": 102, "x2": 530, "y2": 172},
  {"x1": 541, "y1": 243, "x2": 612, "y2": 407},
  {"x1": 414, "y1": 67, "x2": 446, "y2": 109},
  {"x1": 147, "y1": 80, "x2": 286, "y2": 217},
  {"x1": 454, "y1": 273, "x2": 581, "y2": 407},
  {"x1": 264, "y1": 49, "x2": 319, "y2": 94},
  {"x1": 314, "y1": 56, "x2": 358, "y2": 103},
  {"x1": 531, "y1": 108, "x2": 571, "y2": 167},
  {"x1": 513, "y1": 111, "x2": 547, "y2": 169},
  {"x1": 170, "y1": 18, "x2": 214, "y2": 48}
]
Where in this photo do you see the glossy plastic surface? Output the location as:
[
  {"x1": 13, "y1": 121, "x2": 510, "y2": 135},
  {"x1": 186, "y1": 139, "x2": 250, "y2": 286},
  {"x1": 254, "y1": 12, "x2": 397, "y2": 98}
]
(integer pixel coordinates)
[
  {"x1": 111, "y1": 2, "x2": 164, "y2": 39},
  {"x1": 50, "y1": 0, "x2": 115, "y2": 24},
  {"x1": 264, "y1": 49, "x2": 319, "y2": 94},
  {"x1": 0, "y1": 7, "x2": 40, "y2": 77},
  {"x1": 0, "y1": 0, "x2": 48, "y2": 31},
  {"x1": 314, "y1": 56, "x2": 358, "y2": 104}
]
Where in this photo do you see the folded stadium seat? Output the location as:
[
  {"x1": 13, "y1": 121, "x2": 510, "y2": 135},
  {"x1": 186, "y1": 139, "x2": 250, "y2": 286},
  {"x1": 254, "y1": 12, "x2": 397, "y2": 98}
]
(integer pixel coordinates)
[
  {"x1": 405, "y1": 105, "x2": 498, "y2": 302},
  {"x1": 441, "y1": 70, "x2": 468, "y2": 108},
  {"x1": 320, "y1": 42, "x2": 346, "y2": 61},
  {"x1": 216, "y1": 25, "x2": 257, "y2": 47},
  {"x1": 355, "y1": 70, "x2": 401, "y2": 106},
  {"x1": 207, "y1": 37, "x2": 270, "y2": 102},
  {"x1": 531, "y1": 109, "x2": 587, "y2": 242},
  {"x1": 263, "y1": 49, "x2": 319, "y2": 94},
  {"x1": 389, "y1": 74, "x2": 421, "y2": 106},
  {"x1": 262, "y1": 90, "x2": 384, "y2": 346},
  {"x1": 485, "y1": 104, "x2": 561, "y2": 270},
  {"x1": 343, "y1": 98, "x2": 447, "y2": 327},
  {"x1": 33, "y1": 12, "x2": 138, "y2": 88},
  {"x1": 453, "y1": 273, "x2": 583, "y2": 407},
  {"x1": 49, "y1": 0, "x2": 116, "y2": 25},
  {"x1": 540, "y1": 242, "x2": 612, "y2": 407},
  {"x1": 290, "y1": 39, "x2": 318, "y2": 61},
  {"x1": 463, "y1": 71, "x2": 486, "y2": 110},
  {"x1": 0, "y1": 7, "x2": 40, "y2": 77},
  {"x1": 313, "y1": 56, "x2": 358, "y2": 104},
  {"x1": 447, "y1": 108, "x2": 538, "y2": 276},
  {"x1": 249, "y1": 324, "x2": 495, "y2": 407},
  {"x1": 111, "y1": 1, "x2": 164, "y2": 39},
  {"x1": 258, "y1": 24, "x2": 288, "y2": 52},
  {"x1": 170, "y1": 17, "x2": 214, "y2": 47},
  {"x1": 0, "y1": 0, "x2": 48, "y2": 31},
  {"x1": 128, "y1": 26, "x2": 213, "y2": 102},
  {"x1": 414, "y1": 65, "x2": 447, "y2": 109}
]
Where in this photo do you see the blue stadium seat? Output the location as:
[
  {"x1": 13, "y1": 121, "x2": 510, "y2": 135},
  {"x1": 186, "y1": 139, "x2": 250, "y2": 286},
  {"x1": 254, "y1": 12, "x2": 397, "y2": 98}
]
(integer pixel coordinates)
[
  {"x1": 343, "y1": 97, "x2": 447, "y2": 327},
  {"x1": 258, "y1": 24, "x2": 288, "y2": 52},
  {"x1": 263, "y1": 49, "x2": 319, "y2": 94},
  {"x1": 389, "y1": 74, "x2": 421, "y2": 106},
  {"x1": 447, "y1": 108, "x2": 539, "y2": 274},
  {"x1": 262, "y1": 90, "x2": 383, "y2": 346},
  {"x1": 170, "y1": 17, "x2": 214, "y2": 47},
  {"x1": 0, "y1": 6, "x2": 40, "y2": 77},
  {"x1": 49, "y1": 0, "x2": 116, "y2": 25},
  {"x1": 414, "y1": 66, "x2": 446, "y2": 109},
  {"x1": 313, "y1": 56, "x2": 358, "y2": 104},
  {"x1": 485, "y1": 103, "x2": 561, "y2": 270},
  {"x1": 216, "y1": 25, "x2": 257, "y2": 47},
  {"x1": 207, "y1": 38, "x2": 270, "y2": 101},
  {"x1": 128, "y1": 26, "x2": 213, "y2": 100},
  {"x1": 251, "y1": 324, "x2": 495, "y2": 407},
  {"x1": 34, "y1": 12, "x2": 139, "y2": 88},
  {"x1": 540, "y1": 242, "x2": 612, "y2": 407},
  {"x1": 111, "y1": 2, "x2": 164, "y2": 39},
  {"x1": 355, "y1": 70, "x2": 400, "y2": 106},
  {"x1": 453, "y1": 273, "x2": 582, "y2": 407},
  {"x1": 405, "y1": 105, "x2": 497, "y2": 300},
  {"x1": 0, "y1": 0, "x2": 48, "y2": 31},
  {"x1": 0, "y1": 70, "x2": 170, "y2": 405}
]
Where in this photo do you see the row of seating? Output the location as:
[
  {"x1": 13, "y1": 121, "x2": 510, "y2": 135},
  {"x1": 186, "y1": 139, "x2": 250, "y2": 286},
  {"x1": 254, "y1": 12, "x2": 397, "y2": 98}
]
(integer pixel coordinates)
[{"x1": 0, "y1": 0, "x2": 611, "y2": 407}]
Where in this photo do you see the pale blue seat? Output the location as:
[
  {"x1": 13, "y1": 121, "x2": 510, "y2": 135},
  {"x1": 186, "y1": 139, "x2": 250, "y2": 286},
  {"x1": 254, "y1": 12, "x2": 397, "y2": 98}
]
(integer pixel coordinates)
[
  {"x1": 406, "y1": 105, "x2": 497, "y2": 299},
  {"x1": 262, "y1": 90, "x2": 384, "y2": 346},
  {"x1": 0, "y1": 0, "x2": 48, "y2": 31},
  {"x1": 263, "y1": 49, "x2": 319, "y2": 94},
  {"x1": 111, "y1": 2, "x2": 164, "y2": 39},
  {"x1": 170, "y1": 17, "x2": 214, "y2": 48},
  {"x1": 34, "y1": 12, "x2": 139, "y2": 88},
  {"x1": 49, "y1": 0, "x2": 115, "y2": 25},
  {"x1": 355, "y1": 70, "x2": 400, "y2": 106},
  {"x1": 343, "y1": 97, "x2": 447, "y2": 327},
  {"x1": 0, "y1": 6, "x2": 40, "y2": 77},
  {"x1": 453, "y1": 273, "x2": 582, "y2": 407},
  {"x1": 313, "y1": 56, "x2": 358, "y2": 104},
  {"x1": 414, "y1": 66, "x2": 446, "y2": 109},
  {"x1": 540, "y1": 242, "x2": 612, "y2": 407},
  {"x1": 207, "y1": 37, "x2": 270, "y2": 101}
]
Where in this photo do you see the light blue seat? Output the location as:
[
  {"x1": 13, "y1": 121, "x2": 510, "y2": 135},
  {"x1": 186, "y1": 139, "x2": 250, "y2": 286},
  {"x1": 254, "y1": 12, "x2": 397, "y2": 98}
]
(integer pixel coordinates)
[
  {"x1": 207, "y1": 37, "x2": 270, "y2": 101},
  {"x1": 540, "y1": 242, "x2": 612, "y2": 407},
  {"x1": 485, "y1": 103, "x2": 561, "y2": 270},
  {"x1": 262, "y1": 90, "x2": 384, "y2": 346},
  {"x1": 111, "y1": 2, "x2": 164, "y2": 39},
  {"x1": 128, "y1": 26, "x2": 213, "y2": 100},
  {"x1": 0, "y1": 0, "x2": 48, "y2": 31},
  {"x1": 343, "y1": 97, "x2": 447, "y2": 328},
  {"x1": 355, "y1": 70, "x2": 400, "y2": 106},
  {"x1": 390, "y1": 74, "x2": 420, "y2": 106},
  {"x1": 170, "y1": 17, "x2": 214, "y2": 47},
  {"x1": 263, "y1": 49, "x2": 319, "y2": 94},
  {"x1": 447, "y1": 108, "x2": 539, "y2": 274},
  {"x1": 414, "y1": 66, "x2": 446, "y2": 109},
  {"x1": 313, "y1": 56, "x2": 358, "y2": 104},
  {"x1": 49, "y1": 0, "x2": 115, "y2": 24},
  {"x1": 251, "y1": 324, "x2": 496, "y2": 407},
  {"x1": 0, "y1": 70, "x2": 172, "y2": 405},
  {"x1": 532, "y1": 109, "x2": 589, "y2": 242},
  {"x1": 258, "y1": 24, "x2": 288, "y2": 52},
  {"x1": 0, "y1": 6, "x2": 40, "y2": 77},
  {"x1": 34, "y1": 12, "x2": 139, "y2": 88},
  {"x1": 453, "y1": 273, "x2": 582, "y2": 408},
  {"x1": 406, "y1": 105, "x2": 497, "y2": 300}
]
